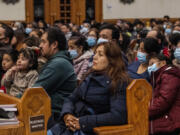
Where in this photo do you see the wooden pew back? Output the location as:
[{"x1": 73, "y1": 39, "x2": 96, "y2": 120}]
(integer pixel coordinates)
[
  {"x1": 126, "y1": 79, "x2": 152, "y2": 135},
  {"x1": 94, "y1": 79, "x2": 152, "y2": 135},
  {"x1": 0, "y1": 87, "x2": 51, "y2": 135}
]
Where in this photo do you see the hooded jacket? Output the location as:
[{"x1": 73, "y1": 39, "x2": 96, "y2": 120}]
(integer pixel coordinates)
[
  {"x1": 34, "y1": 51, "x2": 77, "y2": 114},
  {"x1": 149, "y1": 65, "x2": 180, "y2": 134}
]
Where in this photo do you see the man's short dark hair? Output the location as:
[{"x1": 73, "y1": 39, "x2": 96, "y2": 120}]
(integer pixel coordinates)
[
  {"x1": 99, "y1": 23, "x2": 120, "y2": 41},
  {"x1": 46, "y1": 27, "x2": 67, "y2": 50},
  {"x1": 0, "y1": 22, "x2": 14, "y2": 44},
  {"x1": 144, "y1": 37, "x2": 161, "y2": 54}
]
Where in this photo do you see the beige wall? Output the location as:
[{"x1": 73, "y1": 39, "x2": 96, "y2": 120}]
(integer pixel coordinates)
[
  {"x1": 103, "y1": 0, "x2": 180, "y2": 19},
  {"x1": 0, "y1": 0, "x2": 25, "y2": 21}
]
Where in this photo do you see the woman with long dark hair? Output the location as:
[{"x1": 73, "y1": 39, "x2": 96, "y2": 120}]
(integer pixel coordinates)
[{"x1": 48, "y1": 41, "x2": 130, "y2": 135}]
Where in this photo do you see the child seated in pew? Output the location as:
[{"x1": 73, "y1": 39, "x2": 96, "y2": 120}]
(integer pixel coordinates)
[
  {"x1": 22, "y1": 36, "x2": 47, "y2": 72},
  {"x1": 0, "y1": 49, "x2": 18, "y2": 93},
  {"x1": 1, "y1": 48, "x2": 38, "y2": 97}
]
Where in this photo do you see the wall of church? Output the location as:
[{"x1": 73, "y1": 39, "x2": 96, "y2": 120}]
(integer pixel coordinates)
[
  {"x1": 0, "y1": 0, "x2": 25, "y2": 21},
  {"x1": 103, "y1": 0, "x2": 180, "y2": 19}
]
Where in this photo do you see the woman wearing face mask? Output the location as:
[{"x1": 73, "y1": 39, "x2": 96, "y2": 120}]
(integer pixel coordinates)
[
  {"x1": 148, "y1": 54, "x2": 180, "y2": 135},
  {"x1": 173, "y1": 41, "x2": 180, "y2": 69},
  {"x1": 86, "y1": 28, "x2": 98, "y2": 51},
  {"x1": 68, "y1": 36, "x2": 93, "y2": 82},
  {"x1": 128, "y1": 38, "x2": 161, "y2": 81}
]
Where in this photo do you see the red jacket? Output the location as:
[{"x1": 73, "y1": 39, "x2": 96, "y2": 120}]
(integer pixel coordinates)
[{"x1": 149, "y1": 65, "x2": 180, "y2": 134}]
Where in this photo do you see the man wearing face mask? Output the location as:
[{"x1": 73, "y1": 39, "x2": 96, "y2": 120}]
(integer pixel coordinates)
[
  {"x1": 147, "y1": 54, "x2": 180, "y2": 135},
  {"x1": 60, "y1": 24, "x2": 72, "y2": 41},
  {"x1": 97, "y1": 23, "x2": 129, "y2": 66}
]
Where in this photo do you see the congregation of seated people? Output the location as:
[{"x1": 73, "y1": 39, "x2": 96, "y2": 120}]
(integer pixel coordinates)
[{"x1": 0, "y1": 15, "x2": 180, "y2": 135}]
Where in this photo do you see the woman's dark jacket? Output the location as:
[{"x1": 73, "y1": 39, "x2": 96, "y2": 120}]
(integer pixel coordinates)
[{"x1": 51, "y1": 72, "x2": 127, "y2": 135}]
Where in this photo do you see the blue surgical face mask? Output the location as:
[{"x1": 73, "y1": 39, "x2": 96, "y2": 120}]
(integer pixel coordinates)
[
  {"x1": 97, "y1": 38, "x2": 109, "y2": 45},
  {"x1": 80, "y1": 27, "x2": 89, "y2": 34},
  {"x1": 137, "y1": 51, "x2": 147, "y2": 63},
  {"x1": 174, "y1": 48, "x2": 180, "y2": 61},
  {"x1": 69, "y1": 50, "x2": 79, "y2": 59},
  {"x1": 25, "y1": 28, "x2": 32, "y2": 34},
  {"x1": 165, "y1": 28, "x2": 172, "y2": 35},
  {"x1": 87, "y1": 37, "x2": 96, "y2": 47},
  {"x1": 148, "y1": 63, "x2": 159, "y2": 75}
]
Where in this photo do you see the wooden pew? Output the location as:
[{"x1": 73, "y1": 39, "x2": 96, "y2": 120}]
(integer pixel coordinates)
[
  {"x1": 0, "y1": 87, "x2": 51, "y2": 135},
  {"x1": 94, "y1": 79, "x2": 152, "y2": 135}
]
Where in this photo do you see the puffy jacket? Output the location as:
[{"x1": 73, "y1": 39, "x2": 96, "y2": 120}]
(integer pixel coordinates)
[
  {"x1": 51, "y1": 72, "x2": 127, "y2": 135},
  {"x1": 149, "y1": 65, "x2": 180, "y2": 134}
]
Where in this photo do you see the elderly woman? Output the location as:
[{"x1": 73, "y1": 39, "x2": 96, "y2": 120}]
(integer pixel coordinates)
[{"x1": 48, "y1": 41, "x2": 130, "y2": 135}]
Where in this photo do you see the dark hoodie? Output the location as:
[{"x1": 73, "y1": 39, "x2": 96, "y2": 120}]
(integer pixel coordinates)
[
  {"x1": 34, "y1": 50, "x2": 77, "y2": 114},
  {"x1": 149, "y1": 65, "x2": 180, "y2": 134}
]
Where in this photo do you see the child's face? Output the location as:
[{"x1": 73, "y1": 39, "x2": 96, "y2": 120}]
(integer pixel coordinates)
[
  {"x1": 2, "y1": 54, "x2": 14, "y2": 71},
  {"x1": 16, "y1": 53, "x2": 30, "y2": 71}
]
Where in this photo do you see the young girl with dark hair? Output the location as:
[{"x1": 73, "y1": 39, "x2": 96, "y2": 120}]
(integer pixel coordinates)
[
  {"x1": 0, "y1": 49, "x2": 18, "y2": 93},
  {"x1": 1, "y1": 48, "x2": 38, "y2": 97}
]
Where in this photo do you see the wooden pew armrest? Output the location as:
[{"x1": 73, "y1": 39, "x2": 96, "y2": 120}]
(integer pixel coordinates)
[{"x1": 94, "y1": 124, "x2": 134, "y2": 135}]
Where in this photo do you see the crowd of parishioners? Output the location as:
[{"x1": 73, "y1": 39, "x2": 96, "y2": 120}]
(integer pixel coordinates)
[{"x1": 0, "y1": 15, "x2": 180, "y2": 135}]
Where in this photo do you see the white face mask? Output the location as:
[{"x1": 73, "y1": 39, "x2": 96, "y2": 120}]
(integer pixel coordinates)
[
  {"x1": 148, "y1": 63, "x2": 159, "y2": 75},
  {"x1": 174, "y1": 48, "x2": 180, "y2": 61},
  {"x1": 12, "y1": 27, "x2": 17, "y2": 31},
  {"x1": 173, "y1": 30, "x2": 180, "y2": 34},
  {"x1": 97, "y1": 38, "x2": 109, "y2": 44},
  {"x1": 80, "y1": 27, "x2": 89, "y2": 34}
]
